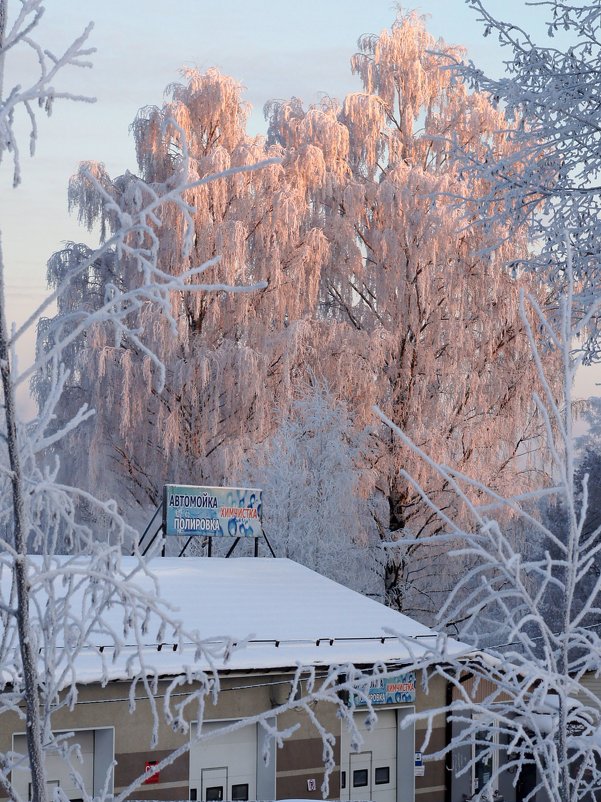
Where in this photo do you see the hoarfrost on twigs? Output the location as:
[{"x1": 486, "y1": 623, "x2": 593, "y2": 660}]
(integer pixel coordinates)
[{"x1": 0, "y1": 3, "x2": 378, "y2": 801}]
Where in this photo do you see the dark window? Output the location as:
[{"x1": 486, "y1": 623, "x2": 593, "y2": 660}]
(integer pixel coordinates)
[
  {"x1": 190, "y1": 788, "x2": 198, "y2": 801},
  {"x1": 206, "y1": 787, "x2": 223, "y2": 801},
  {"x1": 474, "y1": 729, "x2": 493, "y2": 790},
  {"x1": 375, "y1": 767, "x2": 390, "y2": 785},
  {"x1": 341, "y1": 771, "x2": 346, "y2": 790},
  {"x1": 231, "y1": 784, "x2": 249, "y2": 801},
  {"x1": 353, "y1": 769, "x2": 368, "y2": 788}
]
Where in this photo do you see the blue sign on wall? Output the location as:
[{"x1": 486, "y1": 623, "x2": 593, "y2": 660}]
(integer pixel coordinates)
[
  {"x1": 353, "y1": 671, "x2": 416, "y2": 706},
  {"x1": 163, "y1": 485, "x2": 263, "y2": 537}
]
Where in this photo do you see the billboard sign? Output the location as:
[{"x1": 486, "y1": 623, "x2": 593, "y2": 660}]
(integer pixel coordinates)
[
  {"x1": 163, "y1": 485, "x2": 263, "y2": 538},
  {"x1": 352, "y1": 671, "x2": 416, "y2": 706}
]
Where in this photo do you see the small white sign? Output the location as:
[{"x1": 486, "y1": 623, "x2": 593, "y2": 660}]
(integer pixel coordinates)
[{"x1": 306, "y1": 779, "x2": 317, "y2": 791}]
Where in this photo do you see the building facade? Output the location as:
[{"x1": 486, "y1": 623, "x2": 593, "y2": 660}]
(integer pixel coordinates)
[
  {"x1": 3, "y1": 671, "x2": 450, "y2": 802},
  {"x1": 2, "y1": 557, "x2": 464, "y2": 802}
]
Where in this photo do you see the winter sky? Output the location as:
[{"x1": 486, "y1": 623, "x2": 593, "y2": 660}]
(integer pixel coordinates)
[{"x1": 2, "y1": 0, "x2": 596, "y2": 415}]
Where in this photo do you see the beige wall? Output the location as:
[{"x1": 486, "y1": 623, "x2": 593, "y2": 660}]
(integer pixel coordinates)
[
  {"x1": 415, "y1": 674, "x2": 447, "y2": 801},
  {"x1": 2, "y1": 669, "x2": 450, "y2": 802},
  {"x1": 580, "y1": 673, "x2": 601, "y2": 706}
]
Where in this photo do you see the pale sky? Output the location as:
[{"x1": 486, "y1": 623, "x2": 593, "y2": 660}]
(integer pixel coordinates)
[{"x1": 2, "y1": 0, "x2": 596, "y2": 415}]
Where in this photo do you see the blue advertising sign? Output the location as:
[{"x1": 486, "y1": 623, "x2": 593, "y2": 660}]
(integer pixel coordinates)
[
  {"x1": 353, "y1": 671, "x2": 416, "y2": 706},
  {"x1": 163, "y1": 485, "x2": 263, "y2": 537}
]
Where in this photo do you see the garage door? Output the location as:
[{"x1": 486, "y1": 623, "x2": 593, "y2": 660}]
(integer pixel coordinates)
[
  {"x1": 340, "y1": 710, "x2": 397, "y2": 802},
  {"x1": 190, "y1": 721, "x2": 256, "y2": 802},
  {"x1": 12, "y1": 732, "x2": 95, "y2": 801}
]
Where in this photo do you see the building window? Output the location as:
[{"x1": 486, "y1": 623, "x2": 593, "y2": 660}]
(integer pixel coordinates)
[
  {"x1": 472, "y1": 723, "x2": 498, "y2": 796},
  {"x1": 375, "y1": 766, "x2": 390, "y2": 785},
  {"x1": 231, "y1": 784, "x2": 248, "y2": 801},
  {"x1": 353, "y1": 769, "x2": 368, "y2": 788},
  {"x1": 341, "y1": 771, "x2": 346, "y2": 790},
  {"x1": 206, "y1": 787, "x2": 223, "y2": 801}
]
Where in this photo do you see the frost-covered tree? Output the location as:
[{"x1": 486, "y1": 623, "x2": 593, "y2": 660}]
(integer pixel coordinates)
[
  {"x1": 240, "y1": 381, "x2": 380, "y2": 594},
  {"x1": 376, "y1": 3, "x2": 601, "y2": 800},
  {"x1": 382, "y1": 254, "x2": 601, "y2": 802},
  {"x1": 36, "y1": 66, "x2": 371, "y2": 522},
  {"x1": 38, "y1": 12, "x2": 552, "y2": 619},
  {"x1": 448, "y1": 0, "x2": 601, "y2": 357},
  {"x1": 264, "y1": 12, "x2": 552, "y2": 615},
  {"x1": 0, "y1": 4, "x2": 375, "y2": 802}
]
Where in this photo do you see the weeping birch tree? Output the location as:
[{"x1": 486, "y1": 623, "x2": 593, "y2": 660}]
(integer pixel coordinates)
[
  {"x1": 263, "y1": 13, "x2": 556, "y2": 614},
  {"x1": 37, "y1": 12, "x2": 552, "y2": 618}
]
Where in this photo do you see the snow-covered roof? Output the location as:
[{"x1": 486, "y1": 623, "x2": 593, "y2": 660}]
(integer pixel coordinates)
[
  {"x1": 4, "y1": 556, "x2": 469, "y2": 684},
  {"x1": 146, "y1": 556, "x2": 464, "y2": 664}
]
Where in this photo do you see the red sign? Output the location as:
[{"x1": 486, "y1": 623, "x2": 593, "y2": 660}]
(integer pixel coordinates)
[{"x1": 144, "y1": 761, "x2": 159, "y2": 784}]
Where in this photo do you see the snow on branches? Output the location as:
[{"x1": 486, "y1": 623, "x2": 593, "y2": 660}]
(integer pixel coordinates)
[
  {"x1": 375, "y1": 3, "x2": 601, "y2": 800},
  {"x1": 0, "y1": 1, "x2": 95, "y2": 187},
  {"x1": 39, "y1": 13, "x2": 555, "y2": 620},
  {"x1": 0, "y1": 4, "x2": 379, "y2": 802},
  {"x1": 447, "y1": 0, "x2": 601, "y2": 362},
  {"x1": 377, "y1": 252, "x2": 601, "y2": 801}
]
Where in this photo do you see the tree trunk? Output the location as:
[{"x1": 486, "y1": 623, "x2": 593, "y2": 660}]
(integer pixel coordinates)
[
  {"x1": 383, "y1": 482, "x2": 407, "y2": 610},
  {"x1": 0, "y1": 6, "x2": 48, "y2": 782},
  {"x1": 0, "y1": 240, "x2": 48, "y2": 802}
]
